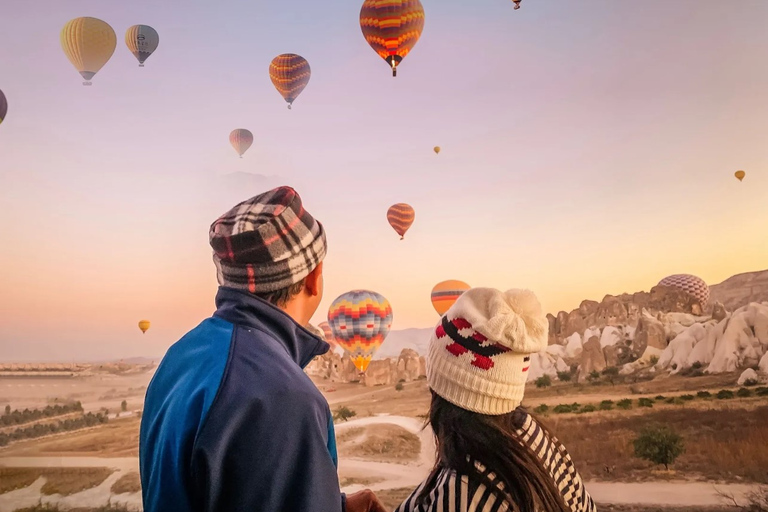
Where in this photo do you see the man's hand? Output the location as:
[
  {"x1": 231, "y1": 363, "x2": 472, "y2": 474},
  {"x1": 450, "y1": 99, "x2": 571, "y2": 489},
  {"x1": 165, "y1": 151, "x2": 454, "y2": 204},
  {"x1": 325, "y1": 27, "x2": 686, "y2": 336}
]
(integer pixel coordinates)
[{"x1": 346, "y1": 489, "x2": 388, "y2": 512}]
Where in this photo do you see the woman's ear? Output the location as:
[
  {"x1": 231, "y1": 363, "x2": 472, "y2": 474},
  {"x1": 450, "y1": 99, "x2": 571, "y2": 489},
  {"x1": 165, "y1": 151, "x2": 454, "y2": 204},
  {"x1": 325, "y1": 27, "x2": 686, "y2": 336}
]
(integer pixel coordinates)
[{"x1": 305, "y1": 261, "x2": 323, "y2": 297}]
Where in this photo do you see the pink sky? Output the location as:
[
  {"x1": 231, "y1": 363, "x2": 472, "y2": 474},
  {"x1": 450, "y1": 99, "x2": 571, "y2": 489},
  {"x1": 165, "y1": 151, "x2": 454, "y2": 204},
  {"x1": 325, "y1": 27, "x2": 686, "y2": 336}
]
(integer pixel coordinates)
[{"x1": 0, "y1": 0, "x2": 766, "y2": 361}]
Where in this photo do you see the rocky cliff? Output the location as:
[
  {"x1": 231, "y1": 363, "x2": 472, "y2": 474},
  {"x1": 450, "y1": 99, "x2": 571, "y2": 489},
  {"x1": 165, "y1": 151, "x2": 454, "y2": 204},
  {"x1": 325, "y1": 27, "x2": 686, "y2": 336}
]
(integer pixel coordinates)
[{"x1": 305, "y1": 348, "x2": 426, "y2": 387}]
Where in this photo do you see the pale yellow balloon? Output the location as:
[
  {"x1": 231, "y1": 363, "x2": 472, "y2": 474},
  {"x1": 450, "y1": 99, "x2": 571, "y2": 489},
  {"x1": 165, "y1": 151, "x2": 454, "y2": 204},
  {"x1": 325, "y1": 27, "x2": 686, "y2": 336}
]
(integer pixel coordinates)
[
  {"x1": 735, "y1": 170, "x2": 745, "y2": 182},
  {"x1": 61, "y1": 17, "x2": 117, "y2": 85},
  {"x1": 138, "y1": 320, "x2": 151, "y2": 334},
  {"x1": 434, "y1": 146, "x2": 441, "y2": 154}
]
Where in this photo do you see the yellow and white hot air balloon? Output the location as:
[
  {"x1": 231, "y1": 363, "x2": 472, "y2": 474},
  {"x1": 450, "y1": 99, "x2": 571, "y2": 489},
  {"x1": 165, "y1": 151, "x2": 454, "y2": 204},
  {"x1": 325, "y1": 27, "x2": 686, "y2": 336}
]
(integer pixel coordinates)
[
  {"x1": 61, "y1": 17, "x2": 117, "y2": 86},
  {"x1": 125, "y1": 25, "x2": 159, "y2": 67}
]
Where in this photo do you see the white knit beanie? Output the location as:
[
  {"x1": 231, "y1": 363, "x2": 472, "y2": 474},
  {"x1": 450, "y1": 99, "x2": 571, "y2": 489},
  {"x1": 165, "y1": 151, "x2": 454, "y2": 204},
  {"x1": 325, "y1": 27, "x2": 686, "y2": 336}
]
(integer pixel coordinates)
[{"x1": 426, "y1": 287, "x2": 549, "y2": 415}]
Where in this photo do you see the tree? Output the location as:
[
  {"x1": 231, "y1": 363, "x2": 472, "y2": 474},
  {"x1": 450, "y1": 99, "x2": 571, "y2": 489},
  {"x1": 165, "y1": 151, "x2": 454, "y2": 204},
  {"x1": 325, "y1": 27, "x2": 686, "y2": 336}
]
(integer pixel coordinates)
[
  {"x1": 633, "y1": 425, "x2": 685, "y2": 470},
  {"x1": 121, "y1": 400, "x2": 128, "y2": 412},
  {"x1": 556, "y1": 371, "x2": 572, "y2": 382},
  {"x1": 535, "y1": 375, "x2": 552, "y2": 388},
  {"x1": 395, "y1": 382, "x2": 404, "y2": 391},
  {"x1": 333, "y1": 406, "x2": 356, "y2": 422}
]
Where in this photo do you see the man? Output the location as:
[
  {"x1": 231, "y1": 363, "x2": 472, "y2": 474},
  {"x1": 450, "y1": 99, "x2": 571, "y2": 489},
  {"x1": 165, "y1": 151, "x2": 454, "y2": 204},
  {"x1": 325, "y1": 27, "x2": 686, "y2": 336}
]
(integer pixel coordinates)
[{"x1": 140, "y1": 186, "x2": 386, "y2": 512}]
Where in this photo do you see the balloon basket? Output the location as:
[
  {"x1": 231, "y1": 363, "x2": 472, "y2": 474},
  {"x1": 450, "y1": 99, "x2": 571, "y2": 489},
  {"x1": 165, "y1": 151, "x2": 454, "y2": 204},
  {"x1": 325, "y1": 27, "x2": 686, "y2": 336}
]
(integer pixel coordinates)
[
  {"x1": 287, "y1": 104, "x2": 292, "y2": 110},
  {"x1": 82, "y1": 82, "x2": 92, "y2": 86},
  {"x1": 139, "y1": 64, "x2": 145, "y2": 67}
]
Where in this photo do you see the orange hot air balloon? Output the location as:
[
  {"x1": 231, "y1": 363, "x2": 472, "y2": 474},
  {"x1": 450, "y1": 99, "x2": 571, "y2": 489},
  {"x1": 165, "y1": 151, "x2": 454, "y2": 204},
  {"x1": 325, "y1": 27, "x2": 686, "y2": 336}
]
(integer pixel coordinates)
[
  {"x1": 431, "y1": 280, "x2": 471, "y2": 316},
  {"x1": 735, "y1": 170, "x2": 745, "y2": 182},
  {"x1": 360, "y1": 0, "x2": 425, "y2": 77},
  {"x1": 387, "y1": 203, "x2": 415, "y2": 240},
  {"x1": 269, "y1": 53, "x2": 311, "y2": 109},
  {"x1": 433, "y1": 146, "x2": 440, "y2": 155},
  {"x1": 138, "y1": 320, "x2": 151, "y2": 334}
]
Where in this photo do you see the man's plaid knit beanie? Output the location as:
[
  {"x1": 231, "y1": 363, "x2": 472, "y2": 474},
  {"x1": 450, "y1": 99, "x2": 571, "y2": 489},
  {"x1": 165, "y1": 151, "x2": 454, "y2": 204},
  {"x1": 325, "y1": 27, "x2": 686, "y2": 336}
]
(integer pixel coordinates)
[{"x1": 209, "y1": 186, "x2": 327, "y2": 294}]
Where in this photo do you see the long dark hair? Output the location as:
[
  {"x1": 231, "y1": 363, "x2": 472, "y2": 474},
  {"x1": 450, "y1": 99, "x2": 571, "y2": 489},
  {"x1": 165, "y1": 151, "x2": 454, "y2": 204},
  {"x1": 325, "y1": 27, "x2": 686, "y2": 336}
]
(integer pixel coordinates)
[{"x1": 419, "y1": 391, "x2": 570, "y2": 512}]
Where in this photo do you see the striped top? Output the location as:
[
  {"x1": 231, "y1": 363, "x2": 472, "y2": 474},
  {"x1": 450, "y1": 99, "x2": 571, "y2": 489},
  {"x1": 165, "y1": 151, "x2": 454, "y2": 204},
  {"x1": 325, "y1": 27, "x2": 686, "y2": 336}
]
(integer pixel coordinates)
[{"x1": 394, "y1": 412, "x2": 597, "y2": 512}]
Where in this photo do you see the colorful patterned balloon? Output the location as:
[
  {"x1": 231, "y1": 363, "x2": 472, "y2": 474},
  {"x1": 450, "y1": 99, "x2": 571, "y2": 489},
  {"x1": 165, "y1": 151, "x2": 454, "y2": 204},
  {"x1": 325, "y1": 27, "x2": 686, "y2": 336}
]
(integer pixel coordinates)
[
  {"x1": 431, "y1": 280, "x2": 471, "y2": 316},
  {"x1": 229, "y1": 129, "x2": 253, "y2": 158},
  {"x1": 0, "y1": 89, "x2": 7, "y2": 125},
  {"x1": 125, "y1": 25, "x2": 159, "y2": 67},
  {"x1": 387, "y1": 203, "x2": 415, "y2": 240},
  {"x1": 60, "y1": 17, "x2": 117, "y2": 85},
  {"x1": 360, "y1": 0, "x2": 425, "y2": 77},
  {"x1": 657, "y1": 274, "x2": 710, "y2": 305},
  {"x1": 328, "y1": 290, "x2": 393, "y2": 373},
  {"x1": 269, "y1": 54, "x2": 311, "y2": 109}
]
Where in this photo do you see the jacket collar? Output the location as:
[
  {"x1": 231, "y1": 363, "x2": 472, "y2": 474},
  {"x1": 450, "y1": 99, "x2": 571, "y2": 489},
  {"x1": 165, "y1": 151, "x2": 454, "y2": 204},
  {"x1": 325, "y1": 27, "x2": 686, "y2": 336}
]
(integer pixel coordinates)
[{"x1": 213, "y1": 287, "x2": 329, "y2": 369}]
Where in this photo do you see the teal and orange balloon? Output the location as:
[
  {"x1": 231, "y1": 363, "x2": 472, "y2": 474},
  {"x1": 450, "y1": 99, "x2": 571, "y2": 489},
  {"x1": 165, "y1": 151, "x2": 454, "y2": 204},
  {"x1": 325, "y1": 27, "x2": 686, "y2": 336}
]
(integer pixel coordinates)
[
  {"x1": 431, "y1": 280, "x2": 471, "y2": 316},
  {"x1": 328, "y1": 290, "x2": 393, "y2": 373},
  {"x1": 360, "y1": 0, "x2": 425, "y2": 77},
  {"x1": 269, "y1": 54, "x2": 311, "y2": 109}
]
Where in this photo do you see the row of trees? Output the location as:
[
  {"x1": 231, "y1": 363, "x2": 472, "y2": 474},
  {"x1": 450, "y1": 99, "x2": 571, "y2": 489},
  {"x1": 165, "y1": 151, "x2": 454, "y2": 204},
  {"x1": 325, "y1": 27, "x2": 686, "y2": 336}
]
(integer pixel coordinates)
[
  {"x1": 0, "y1": 411, "x2": 107, "y2": 447},
  {"x1": 1, "y1": 402, "x2": 84, "y2": 427}
]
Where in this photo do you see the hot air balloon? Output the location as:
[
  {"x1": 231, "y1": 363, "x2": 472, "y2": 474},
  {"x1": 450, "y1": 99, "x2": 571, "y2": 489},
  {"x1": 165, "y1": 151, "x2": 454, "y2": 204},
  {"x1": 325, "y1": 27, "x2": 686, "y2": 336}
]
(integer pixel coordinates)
[
  {"x1": 318, "y1": 321, "x2": 338, "y2": 350},
  {"x1": 433, "y1": 146, "x2": 440, "y2": 155},
  {"x1": 387, "y1": 203, "x2": 415, "y2": 240},
  {"x1": 735, "y1": 170, "x2": 746, "y2": 182},
  {"x1": 328, "y1": 290, "x2": 393, "y2": 373},
  {"x1": 229, "y1": 129, "x2": 253, "y2": 158},
  {"x1": 513, "y1": 0, "x2": 522, "y2": 9},
  {"x1": 431, "y1": 280, "x2": 471, "y2": 316},
  {"x1": 657, "y1": 274, "x2": 710, "y2": 306},
  {"x1": 125, "y1": 25, "x2": 159, "y2": 67},
  {"x1": 138, "y1": 320, "x2": 151, "y2": 334},
  {"x1": 360, "y1": 0, "x2": 425, "y2": 77},
  {"x1": 60, "y1": 17, "x2": 117, "y2": 86},
  {"x1": 269, "y1": 54, "x2": 311, "y2": 109},
  {"x1": 0, "y1": 89, "x2": 7, "y2": 125}
]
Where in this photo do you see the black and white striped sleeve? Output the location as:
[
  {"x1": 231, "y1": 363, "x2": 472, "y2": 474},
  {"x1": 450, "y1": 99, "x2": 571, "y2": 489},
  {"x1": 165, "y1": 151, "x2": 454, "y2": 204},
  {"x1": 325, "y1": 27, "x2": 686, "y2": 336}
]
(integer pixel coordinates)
[{"x1": 394, "y1": 467, "x2": 513, "y2": 512}]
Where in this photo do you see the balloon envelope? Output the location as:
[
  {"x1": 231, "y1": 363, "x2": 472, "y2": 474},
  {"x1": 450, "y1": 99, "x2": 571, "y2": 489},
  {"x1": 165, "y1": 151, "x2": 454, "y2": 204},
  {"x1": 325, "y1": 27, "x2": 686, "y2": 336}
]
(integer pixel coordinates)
[
  {"x1": 269, "y1": 54, "x2": 311, "y2": 109},
  {"x1": 657, "y1": 274, "x2": 710, "y2": 306},
  {"x1": 328, "y1": 290, "x2": 393, "y2": 373},
  {"x1": 138, "y1": 320, "x2": 151, "y2": 334},
  {"x1": 0, "y1": 89, "x2": 7, "y2": 125},
  {"x1": 60, "y1": 17, "x2": 117, "y2": 85},
  {"x1": 360, "y1": 0, "x2": 425, "y2": 77},
  {"x1": 735, "y1": 170, "x2": 745, "y2": 182},
  {"x1": 387, "y1": 203, "x2": 415, "y2": 240},
  {"x1": 229, "y1": 129, "x2": 254, "y2": 158},
  {"x1": 431, "y1": 280, "x2": 471, "y2": 316},
  {"x1": 434, "y1": 146, "x2": 440, "y2": 154},
  {"x1": 125, "y1": 25, "x2": 159, "y2": 66},
  {"x1": 318, "y1": 321, "x2": 339, "y2": 350}
]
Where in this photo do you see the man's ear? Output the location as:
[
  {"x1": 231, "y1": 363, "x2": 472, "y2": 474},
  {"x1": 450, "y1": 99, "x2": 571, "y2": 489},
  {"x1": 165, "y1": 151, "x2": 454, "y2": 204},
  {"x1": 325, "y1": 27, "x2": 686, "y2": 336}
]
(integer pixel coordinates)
[{"x1": 305, "y1": 262, "x2": 323, "y2": 297}]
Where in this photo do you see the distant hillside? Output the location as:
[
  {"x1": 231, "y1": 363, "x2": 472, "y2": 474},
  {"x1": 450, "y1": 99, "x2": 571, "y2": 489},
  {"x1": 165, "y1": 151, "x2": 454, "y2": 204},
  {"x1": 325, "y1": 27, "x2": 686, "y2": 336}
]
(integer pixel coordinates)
[{"x1": 709, "y1": 270, "x2": 768, "y2": 312}]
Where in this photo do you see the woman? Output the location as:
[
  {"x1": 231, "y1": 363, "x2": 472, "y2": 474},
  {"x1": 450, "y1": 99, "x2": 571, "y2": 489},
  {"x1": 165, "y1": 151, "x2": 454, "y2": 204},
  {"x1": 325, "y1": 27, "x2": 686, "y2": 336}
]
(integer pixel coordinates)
[{"x1": 396, "y1": 288, "x2": 597, "y2": 512}]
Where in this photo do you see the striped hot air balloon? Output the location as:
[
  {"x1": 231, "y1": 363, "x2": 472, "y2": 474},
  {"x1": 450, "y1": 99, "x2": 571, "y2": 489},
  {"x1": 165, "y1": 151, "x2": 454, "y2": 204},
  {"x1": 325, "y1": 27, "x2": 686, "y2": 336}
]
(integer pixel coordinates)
[
  {"x1": 657, "y1": 274, "x2": 710, "y2": 306},
  {"x1": 431, "y1": 280, "x2": 471, "y2": 316},
  {"x1": 0, "y1": 89, "x2": 7, "y2": 125},
  {"x1": 387, "y1": 203, "x2": 415, "y2": 240},
  {"x1": 60, "y1": 17, "x2": 117, "y2": 85},
  {"x1": 125, "y1": 25, "x2": 159, "y2": 67},
  {"x1": 360, "y1": 0, "x2": 425, "y2": 77},
  {"x1": 229, "y1": 129, "x2": 253, "y2": 158},
  {"x1": 269, "y1": 54, "x2": 311, "y2": 109},
  {"x1": 318, "y1": 321, "x2": 338, "y2": 350},
  {"x1": 328, "y1": 290, "x2": 393, "y2": 373}
]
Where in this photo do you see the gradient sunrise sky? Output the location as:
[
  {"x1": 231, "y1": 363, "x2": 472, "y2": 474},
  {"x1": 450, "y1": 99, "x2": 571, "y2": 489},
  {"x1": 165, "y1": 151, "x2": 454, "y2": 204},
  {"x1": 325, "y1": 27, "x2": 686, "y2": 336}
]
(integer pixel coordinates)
[{"x1": 1, "y1": 0, "x2": 766, "y2": 361}]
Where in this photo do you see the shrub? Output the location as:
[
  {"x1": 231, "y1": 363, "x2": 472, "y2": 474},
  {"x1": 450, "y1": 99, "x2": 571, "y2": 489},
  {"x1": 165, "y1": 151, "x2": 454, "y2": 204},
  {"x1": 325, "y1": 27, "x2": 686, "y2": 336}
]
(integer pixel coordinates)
[
  {"x1": 666, "y1": 397, "x2": 684, "y2": 405},
  {"x1": 756, "y1": 387, "x2": 768, "y2": 397},
  {"x1": 717, "y1": 390, "x2": 735, "y2": 400},
  {"x1": 649, "y1": 355, "x2": 659, "y2": 366},
  {"x1": 602, "y1": 367, "x2": 619, "y2": 377},
  {"x1": 736, "y1": 387, "x2": 752, "y2": 398},
  {"x1": 395, "y1": 382, "x2": 404, "y2": 391},
  {"x1": 535, "y1": 375, "x2": 552, "y2": 388},
  {"x1": 697, "y1": 391, "x2": 712, "y2": 399},
  {"x1": 633, "y1": 425, "x2": 685, "y2": 470},
  {"x1": 692, "y1": 361, "x2": 703, "y2": 370},
  {"x1": 617, "y1": 399, "x2": 633, "y2": 410},
  {"x1": 534, "y1": 404, "x2": 549, "y2": 415},
  {"x1": 579, "y1": 405, "x2": 596, "y2": 414},
  {"x1": 655, "y1": 395, "x2": 667, "y2": 401},
  {"x1": 744, "y1": 379, "x2": 759, "y2": 387},
  {"x1": 638, "y1": 398, "x2": 654, "y2": 408},
  {"x1": 553, "y1": 404, "x2": 576, "y2": 414},
  {"x1": 599, "y1": 400, "x2": 614, "y2": 411},
  {"x1": 588, "y1": 370, "x2": 601, "y2": 382},
  {"x1": 333, "y1": 406, "x2": 356, "y2": 422},
  {"x1": 680, "y1": 394, "x2": 695, "y2": 401},
  {"x1": 556, "y1": 371, "x2": 572, "y2": 382}
]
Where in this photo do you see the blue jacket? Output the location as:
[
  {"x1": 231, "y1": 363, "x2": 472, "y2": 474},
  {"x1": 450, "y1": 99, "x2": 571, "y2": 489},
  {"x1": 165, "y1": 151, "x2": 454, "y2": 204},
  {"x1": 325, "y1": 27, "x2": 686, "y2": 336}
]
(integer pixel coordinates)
[{"x1": 139, "y1": 287, "x2": 344, "y2": 512}]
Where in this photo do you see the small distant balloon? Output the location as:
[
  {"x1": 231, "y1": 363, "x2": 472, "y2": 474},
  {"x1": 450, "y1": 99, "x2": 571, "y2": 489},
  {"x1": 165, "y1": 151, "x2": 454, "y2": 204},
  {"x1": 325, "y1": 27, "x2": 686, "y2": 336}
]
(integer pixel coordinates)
[
  {"x1": 138, "y1": 320, "x2": 151, "y2": 334},
  {"x1": 431, "y1": 280, "x2": 471, "y2": 316},
  {"x1": 735, "y1": 170, "x2": 745, "y2": 182},
  {"x1": 60, "y1": 17, "x2": 117, "y2": 86},
  {"x1": 387, "y1": 203, "x2": 415, "y2": 240},
  {"x1": 229, "y1": 129, "x2": 254, "y2": 158},
  {"x1": 0, "y1": 89, "x2": 7, "y2": 125},
  {"x1": 318, "y1": 321, "x2": 338, "y2": 350},
  {"x1": 269, "y1": 54, "x2": 311, "y2": 109},
  {"x1": 433, "y1": 146, "x2": 440, "y2": 155},
  {"x1": 125, "y1": 25, "x2": 159, "y2": 67}
]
